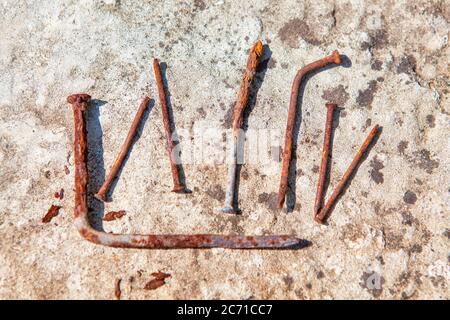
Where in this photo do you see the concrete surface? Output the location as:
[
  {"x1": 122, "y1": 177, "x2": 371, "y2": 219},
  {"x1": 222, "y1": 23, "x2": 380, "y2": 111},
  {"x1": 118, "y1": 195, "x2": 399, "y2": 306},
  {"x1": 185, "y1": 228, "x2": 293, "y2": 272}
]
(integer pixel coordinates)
[{"x1": 0, "y1": 0, "x2": 449, "y2": 299}]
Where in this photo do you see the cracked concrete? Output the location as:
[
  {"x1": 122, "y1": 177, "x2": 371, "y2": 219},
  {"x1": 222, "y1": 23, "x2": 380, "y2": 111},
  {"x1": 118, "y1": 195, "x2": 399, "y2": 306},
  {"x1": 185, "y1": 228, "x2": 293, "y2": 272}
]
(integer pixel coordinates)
[{"x1": 0, "y1": 0, "x2": 448, "y2": 299}]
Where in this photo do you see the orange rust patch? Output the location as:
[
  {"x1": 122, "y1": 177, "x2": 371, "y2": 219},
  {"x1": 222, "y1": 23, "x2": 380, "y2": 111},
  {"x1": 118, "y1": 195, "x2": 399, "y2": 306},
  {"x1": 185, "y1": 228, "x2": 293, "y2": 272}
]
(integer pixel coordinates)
[
  {"x1": 42, "y1": 205, "x2": 61, "y2": 223},
  {"x1": 114, "y1": 278, "x2": 121, "y2": 300},
  {"x1": 54, "y1": 188, "x2": 64, "y2": 199},
  {"x1": 79, "y1": 227, "x2": 99, "y2": 243},
  {"x1": 144, "y1": 279, "x2": 166, "y2": 290},
  {"x1": 144, "y1": 271, "x2": 171, "y2": 290},
  {"x1": 103, "y1": 210, "x2": 126, "y2": 221},
  {"x1": 151, "y1": 271, "x2": 171, "y2": 280}
]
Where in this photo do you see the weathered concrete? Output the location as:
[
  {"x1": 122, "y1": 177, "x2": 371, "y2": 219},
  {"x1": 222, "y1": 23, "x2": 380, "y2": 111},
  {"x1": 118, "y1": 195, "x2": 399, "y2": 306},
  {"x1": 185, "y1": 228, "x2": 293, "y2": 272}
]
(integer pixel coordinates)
[{"x1": 0, "y1": 0, "x2": 448, "y2": 299}]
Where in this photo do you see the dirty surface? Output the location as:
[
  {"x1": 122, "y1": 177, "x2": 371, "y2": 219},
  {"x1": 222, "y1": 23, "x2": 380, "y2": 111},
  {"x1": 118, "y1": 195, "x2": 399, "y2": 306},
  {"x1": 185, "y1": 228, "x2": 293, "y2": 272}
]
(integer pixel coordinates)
[{"x1": 0, "y1": 0, "x2": 448, "y2": 299}]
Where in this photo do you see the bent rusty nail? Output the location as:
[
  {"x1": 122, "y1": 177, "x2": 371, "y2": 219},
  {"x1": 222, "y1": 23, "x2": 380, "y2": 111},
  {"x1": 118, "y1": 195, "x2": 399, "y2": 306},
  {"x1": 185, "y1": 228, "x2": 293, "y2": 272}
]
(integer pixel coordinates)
[
  {"x1": 94, "y1": 96, "x2": 150, "y2": 202},
  {"x1": 277, "y1": 50, "x2": 342, "y2": 209},
  {"x1": 68, "y1": 93, "x2": 307, "y2": 249},
  {"x1": 153, "y1": 58, "x2": 188, "y2": 193},
  {"x1": 315, "y1": 125, "x2": 380, "y2": 224},
  {"x1": 220, "y1": 40, "x2": 264, "y2": 214},
  {"x1": 314, "y1": 103, "x2": 337, "y2": 217}
]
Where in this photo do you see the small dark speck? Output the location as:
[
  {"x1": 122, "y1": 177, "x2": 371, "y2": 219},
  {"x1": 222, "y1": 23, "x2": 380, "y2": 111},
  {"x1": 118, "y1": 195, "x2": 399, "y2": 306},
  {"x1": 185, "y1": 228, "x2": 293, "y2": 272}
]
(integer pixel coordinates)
[
  {"x1": 397, "y1": 141, "x2": 408, "y2": 154},
  {"x1": 376, "y1": 256, "x2": 385, "y2": 265},
  {"x1": 268, "y1": 58, "x2": 277, "y2": 69},
  {"x1": 282, "y1": 275, "x2": 294, "y2": 289},
  {"x1": 316, "y1": 271, "x2": 325, "y2": 279},
  {"x1": 371, "y1": 59, "x2": 383, "y2": 71},
  {"x1": 356, "y1": 80, "x2": 378, "y2": 109},
  {"x1": 370, "y1": 156, "x2": 384, "y2": 184},
  {"x1": 403, "y1": 191, "x2": 417, "y2": 205},
  {"x1": 443, "y1": 229, "x2": 450, "y2": 239},
  {"x1": 401, "y1": 211, "x2": 415, "y2": 226},
  {"x1": 196, "y1": 107, "x2": 206, "y2": 117},
  {"x1": 426, "y1": 115, "x2": 435, "y2": 128},
  {"x1": 397, "y1": 55, "x2": 416, "y2": 76}
]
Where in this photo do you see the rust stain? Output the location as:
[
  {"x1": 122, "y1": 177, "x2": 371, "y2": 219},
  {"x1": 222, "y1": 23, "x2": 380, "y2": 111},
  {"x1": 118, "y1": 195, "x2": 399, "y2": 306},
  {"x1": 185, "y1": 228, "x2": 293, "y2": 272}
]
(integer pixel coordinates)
[
  {"x1": 114, "y1": 278, "x2": 122, "y2": 300},
  {"x1": 144, "y1": 279, "x2": 166, "y2": 290},
  {"x1": 151, "y1": 271, "x2": 171, "y2": 280},
  {"x1": 103, "y1": 210, "x2": 126, "y2": 221},
  {"x1": 42, "y1": 205, "x2": 61, "y2": 223},
  {"x1": 144, "y1": 271, "x2": 171, "y2": 290},
  {"x1": 54, "y1": 188, "x2": 64, "y2": 200}
]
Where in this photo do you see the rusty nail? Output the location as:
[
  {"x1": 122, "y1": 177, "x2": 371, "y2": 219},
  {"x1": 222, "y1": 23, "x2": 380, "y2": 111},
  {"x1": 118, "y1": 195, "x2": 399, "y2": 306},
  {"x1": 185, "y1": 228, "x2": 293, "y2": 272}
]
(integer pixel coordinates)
[
  {"x1": 94, "y1": 96, "x2": 150, "y2": 202},
  {"x1": 277, "y1": 50, "x2": 342, "y2": 209},
  {"x1": 314, "y1": 103, "x2": 337, "y2": 217},
  {"x1": 153, "y1": 58, "x2": 188, "y2": 193},
  {"x1": 315, "y1": 125, "x2": 380, "y2": 224},
  {"x1": 220, "y1": 40, "x2": 263, "y2": 214},
  {"x1": 68, "y1": 93, "x2": 307, "y2": 249}
]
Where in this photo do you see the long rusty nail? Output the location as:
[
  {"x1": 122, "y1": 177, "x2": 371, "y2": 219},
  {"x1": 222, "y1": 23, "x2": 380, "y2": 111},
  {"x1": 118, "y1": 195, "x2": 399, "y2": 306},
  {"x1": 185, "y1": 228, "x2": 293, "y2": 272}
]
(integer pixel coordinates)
[
  {"x1": 315, "y1": 125, "x2": 380, "y2": 224},
  {"x1": 277, "y1": 50, "x2": 341, "y2": 210},
  {"x1": 314, "y1": 103, "x2": 337, "y2": 217},
  {"x1": 153, "y1": 58, "x2": 189, "y2": 193},
  {"x1": 69, "y1": 93, "x2": 308, "y2": 249},
  {"x1": 94, "y1": 96, "x2": 150, "y2": 202},
  {"x1": 220, "y1": 40, "x2": 264, "y2": 214}
]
